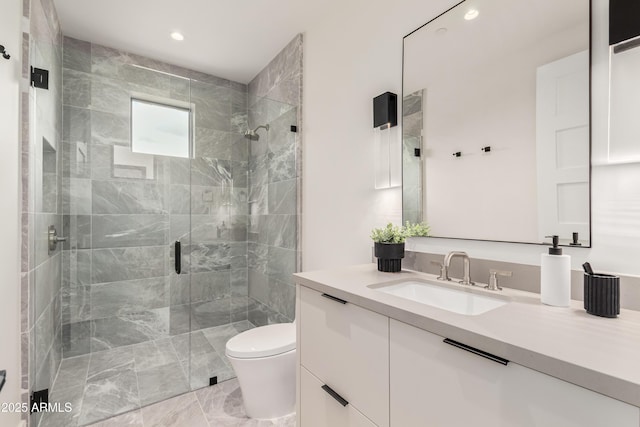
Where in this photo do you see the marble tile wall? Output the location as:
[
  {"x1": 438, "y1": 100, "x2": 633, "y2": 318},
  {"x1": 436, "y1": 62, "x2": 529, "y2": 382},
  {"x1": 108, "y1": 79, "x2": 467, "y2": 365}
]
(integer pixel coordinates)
[
  {"x1": 402, "y1": 90, "x2": 423, "y2": 225},
  {"x1": 246, "y1": 34, "x2": 303, "y2": 325},
  {"x1": 60, "y1": 37, "x2": 250, "y2": 362},
  {"x1": 20, "y1": 0, "x2": 64, "y2": 425},
  {"x1": 20, "y1": 13, "x2": 302, "y2": 427}
]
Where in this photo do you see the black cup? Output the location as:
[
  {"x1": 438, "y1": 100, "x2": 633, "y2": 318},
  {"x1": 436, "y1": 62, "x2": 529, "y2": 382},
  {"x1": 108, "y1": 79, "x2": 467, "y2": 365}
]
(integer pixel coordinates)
[{"x1": 584, "y1": 273, "x2": 620, "y2": 318}]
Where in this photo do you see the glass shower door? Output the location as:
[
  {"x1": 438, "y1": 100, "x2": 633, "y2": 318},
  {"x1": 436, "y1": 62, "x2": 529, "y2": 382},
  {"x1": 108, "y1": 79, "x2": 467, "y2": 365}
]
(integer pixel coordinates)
[
  {"x1": 58, "y1": 50, "x2": 194, "y2": 425},
  {"x1": 182, "y1": 78, "x2": 241, "y2": 389},
  {"x1": 29, "y1": 14, "x2": 64, "y2": 427},
  {"x1": 43, "y1": 37, "x2": 265, "y2": 426}
]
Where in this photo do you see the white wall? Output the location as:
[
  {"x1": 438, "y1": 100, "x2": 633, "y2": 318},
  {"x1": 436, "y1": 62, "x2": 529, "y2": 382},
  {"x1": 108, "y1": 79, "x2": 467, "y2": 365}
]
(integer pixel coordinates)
[
  {"x1": 0, "y1": 0, "x2": 23, "y2": 426},
  {"x1": 302, "y1": 0, "x2": 460, "y2": 271},
  {"x1": 303, "y1": 0, "x2": 640, "y2": 278}
]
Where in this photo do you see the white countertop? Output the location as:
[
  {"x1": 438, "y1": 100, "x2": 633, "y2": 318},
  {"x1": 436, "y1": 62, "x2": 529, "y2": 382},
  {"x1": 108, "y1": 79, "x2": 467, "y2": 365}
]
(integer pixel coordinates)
[{"x1": 293, "y1": 263, "x2": 640, "y2": 407}]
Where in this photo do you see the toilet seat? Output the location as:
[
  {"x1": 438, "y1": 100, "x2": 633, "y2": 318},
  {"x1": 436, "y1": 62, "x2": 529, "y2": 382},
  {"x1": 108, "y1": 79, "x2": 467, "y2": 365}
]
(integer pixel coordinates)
[{"x1": 226, "y1": 323, "x2": 295, "y2": 359}]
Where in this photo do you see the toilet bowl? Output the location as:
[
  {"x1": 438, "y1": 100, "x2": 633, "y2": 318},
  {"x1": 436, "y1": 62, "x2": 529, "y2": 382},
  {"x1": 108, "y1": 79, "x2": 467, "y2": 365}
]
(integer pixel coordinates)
[{"x1": 226, "y1": 323, "x2": 296, "y2": 419}]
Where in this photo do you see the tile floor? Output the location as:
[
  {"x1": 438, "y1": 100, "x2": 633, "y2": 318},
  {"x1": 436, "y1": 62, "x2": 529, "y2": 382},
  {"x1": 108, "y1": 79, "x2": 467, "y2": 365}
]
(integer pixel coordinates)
[
  {"x1": 41, "y1": 321, "x2": 256, "y2": 426},
  {"x1": 85, "y1": 379, "x2": 296, "y2": 427}
]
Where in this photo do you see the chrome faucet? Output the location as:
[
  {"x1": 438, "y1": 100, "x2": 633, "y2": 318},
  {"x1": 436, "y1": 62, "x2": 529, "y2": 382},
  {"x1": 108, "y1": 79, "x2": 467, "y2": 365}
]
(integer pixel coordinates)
[{"x1": 444, "y1": 251, "x2": 474, "y2": 286}]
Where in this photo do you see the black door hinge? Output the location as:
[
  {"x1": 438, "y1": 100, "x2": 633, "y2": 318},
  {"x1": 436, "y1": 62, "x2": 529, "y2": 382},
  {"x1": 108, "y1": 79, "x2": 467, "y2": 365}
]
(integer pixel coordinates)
[
  {"x1": 30, "y1": 388, "x2": 49, "y2": 413},
  {"x1": 30, "y1": 67, "x2": 49, "y2": 90}
]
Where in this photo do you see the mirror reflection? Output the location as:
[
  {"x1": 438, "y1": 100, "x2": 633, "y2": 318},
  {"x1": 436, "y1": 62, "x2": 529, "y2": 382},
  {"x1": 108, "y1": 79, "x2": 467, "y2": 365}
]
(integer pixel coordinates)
[{"x1": 402, "y1": 0, "x2": 591, "y2": 246}]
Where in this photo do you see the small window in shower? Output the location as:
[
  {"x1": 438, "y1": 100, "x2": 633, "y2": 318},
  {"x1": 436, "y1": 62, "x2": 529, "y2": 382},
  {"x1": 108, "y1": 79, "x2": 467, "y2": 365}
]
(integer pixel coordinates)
[{"x1": 131, "y1": 98, "x2": 190, "y2": 158}]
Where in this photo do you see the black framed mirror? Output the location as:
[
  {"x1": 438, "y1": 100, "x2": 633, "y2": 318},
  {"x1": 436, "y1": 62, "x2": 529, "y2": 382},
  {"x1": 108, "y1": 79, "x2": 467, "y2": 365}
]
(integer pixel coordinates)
[{"x1": 402, "y1": 0, "x2": 591, "y2": 247}]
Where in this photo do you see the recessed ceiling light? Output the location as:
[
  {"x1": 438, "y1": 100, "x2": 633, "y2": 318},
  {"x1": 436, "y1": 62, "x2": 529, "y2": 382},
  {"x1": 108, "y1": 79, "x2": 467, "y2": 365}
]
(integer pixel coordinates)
[
  {"x1": 170, "y1": 32, "x2": 184, "y2": 41},
  {"x1": 464, "y1": 9, "x2": 479, "y2": 20}
]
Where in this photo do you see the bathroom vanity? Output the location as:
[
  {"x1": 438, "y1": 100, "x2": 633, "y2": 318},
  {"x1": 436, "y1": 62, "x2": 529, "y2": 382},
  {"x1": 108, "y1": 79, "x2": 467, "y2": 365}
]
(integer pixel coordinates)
[{"x1": 294, "y1": 264, "x2": 640, "y2": 427}]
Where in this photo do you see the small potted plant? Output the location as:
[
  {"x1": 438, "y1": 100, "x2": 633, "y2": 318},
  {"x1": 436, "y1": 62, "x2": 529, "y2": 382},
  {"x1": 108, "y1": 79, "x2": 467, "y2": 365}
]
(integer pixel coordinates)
[{"x1": 371, "y1": 222, "x2": 430, "y2": 272}]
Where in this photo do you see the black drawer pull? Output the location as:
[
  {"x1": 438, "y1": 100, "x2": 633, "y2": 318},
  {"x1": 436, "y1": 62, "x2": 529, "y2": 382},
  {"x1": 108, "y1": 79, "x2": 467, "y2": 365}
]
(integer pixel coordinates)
[
  {"x1": 321, "y1": 293, "x2": 347, "y2": 304},
  {"x1": 321, "y1": 384, "x2": 349, "y2": 407},
  {"x1": 174, "y1": 241, "x2": 181, "y2": 274},
  {"x1": 443, "y1": 338, "x2": 509, "y2": 366}
]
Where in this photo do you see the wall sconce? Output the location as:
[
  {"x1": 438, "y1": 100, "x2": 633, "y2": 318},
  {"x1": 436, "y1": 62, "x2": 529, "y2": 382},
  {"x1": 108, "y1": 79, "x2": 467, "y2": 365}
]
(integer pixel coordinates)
[{"x1": 373, "y1": 92, "x2": 401, "y2": 189}]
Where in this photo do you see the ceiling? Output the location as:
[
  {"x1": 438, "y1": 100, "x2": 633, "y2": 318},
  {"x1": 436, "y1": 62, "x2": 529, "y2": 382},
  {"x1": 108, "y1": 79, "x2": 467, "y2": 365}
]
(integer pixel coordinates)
[{"x1": 53, "y1": 0, "x2": 336, "y2": 83}]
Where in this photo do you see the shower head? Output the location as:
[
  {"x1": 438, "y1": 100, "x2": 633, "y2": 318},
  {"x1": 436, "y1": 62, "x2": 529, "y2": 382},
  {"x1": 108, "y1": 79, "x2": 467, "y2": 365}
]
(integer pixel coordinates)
[
  {"x1": 244, "y1": 124, "x2": 270, "y2": 140},
  {"x1": 244, "y1": 130, "x2": 259, "y2": 141}
]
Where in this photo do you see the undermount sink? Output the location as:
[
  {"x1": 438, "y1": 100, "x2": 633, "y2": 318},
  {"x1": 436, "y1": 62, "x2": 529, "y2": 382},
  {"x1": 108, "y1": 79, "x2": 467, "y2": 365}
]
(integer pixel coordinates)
[{"x1": 370, "y1": 280, "x2": 508, "y2": 315}]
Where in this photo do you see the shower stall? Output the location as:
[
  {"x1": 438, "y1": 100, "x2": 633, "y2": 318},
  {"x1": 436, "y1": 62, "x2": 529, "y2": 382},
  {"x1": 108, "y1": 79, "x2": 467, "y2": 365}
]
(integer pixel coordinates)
[{"x1": 23, "y1": 7, "x2": 302, "y2": 423}]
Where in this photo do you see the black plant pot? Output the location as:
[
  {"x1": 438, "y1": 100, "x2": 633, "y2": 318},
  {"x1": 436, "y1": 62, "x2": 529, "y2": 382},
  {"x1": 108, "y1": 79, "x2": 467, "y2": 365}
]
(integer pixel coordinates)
[{"x1": 374, "y1": 242, "x2": 405, "y2": 273}]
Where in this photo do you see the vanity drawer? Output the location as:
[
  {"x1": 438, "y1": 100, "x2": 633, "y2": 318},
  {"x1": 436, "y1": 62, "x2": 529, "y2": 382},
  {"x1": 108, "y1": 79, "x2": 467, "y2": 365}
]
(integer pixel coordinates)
[
  {"x1": 390, "y1": 319, "x2": 640, "y2": 427},
  {"x1": 299, "y1": 286, "x2": 389, "y2": 427},
  {"x1": 300, "y1": 366, "x2": 377, "y2": 427}
]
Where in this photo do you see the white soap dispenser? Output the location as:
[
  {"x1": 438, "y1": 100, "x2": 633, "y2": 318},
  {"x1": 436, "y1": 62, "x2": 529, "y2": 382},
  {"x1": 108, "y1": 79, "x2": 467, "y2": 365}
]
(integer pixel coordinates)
[{"x1": 540, "y1": 235, "x2": 571, "y2": 307}]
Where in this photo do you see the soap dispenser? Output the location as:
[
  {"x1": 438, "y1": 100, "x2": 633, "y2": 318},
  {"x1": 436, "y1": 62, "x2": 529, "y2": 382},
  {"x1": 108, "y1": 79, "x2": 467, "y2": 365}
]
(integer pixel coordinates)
[{"x1": 540, "y1": 235, "x2": 571, "y2": 307}]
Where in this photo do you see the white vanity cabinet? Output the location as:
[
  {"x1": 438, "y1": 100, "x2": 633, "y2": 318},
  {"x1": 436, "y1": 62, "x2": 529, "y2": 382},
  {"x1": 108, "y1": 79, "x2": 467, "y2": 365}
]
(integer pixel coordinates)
[
  {"x1": 299, "y1": 286, "x2": 389, "y2": 427},
  {"x1": 389, "y1": 319, "x2": 640, "y2": 427},
  {"x1": 300, "y1": 366, "x2": 377, "y2": 427}
]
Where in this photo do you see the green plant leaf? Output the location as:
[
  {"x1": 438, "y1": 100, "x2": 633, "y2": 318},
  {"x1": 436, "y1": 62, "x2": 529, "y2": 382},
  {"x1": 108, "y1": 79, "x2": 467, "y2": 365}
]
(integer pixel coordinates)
[{"x1": 370, "y1": 221, "x2": 430, "y2": 243}]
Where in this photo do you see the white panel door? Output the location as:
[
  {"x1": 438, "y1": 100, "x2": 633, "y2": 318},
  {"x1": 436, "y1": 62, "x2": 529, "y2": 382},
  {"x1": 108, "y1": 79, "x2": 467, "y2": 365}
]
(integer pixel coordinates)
[
  {"x1": 390, "y1": 319, "x2": 639, "y2": 427},
  {"x1": 610, "y1": 43, "x2": 640, "y2": 162},
  {"x1": 536, "y1": 50, "x2": 590, "y2": 244}
]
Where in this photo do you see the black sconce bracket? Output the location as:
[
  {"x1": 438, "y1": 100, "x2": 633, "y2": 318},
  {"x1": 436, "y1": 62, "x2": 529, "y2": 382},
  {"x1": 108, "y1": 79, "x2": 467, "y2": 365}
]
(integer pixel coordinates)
[{"x1": 373, "y1": 92, "x2": 398, "y2": 129}]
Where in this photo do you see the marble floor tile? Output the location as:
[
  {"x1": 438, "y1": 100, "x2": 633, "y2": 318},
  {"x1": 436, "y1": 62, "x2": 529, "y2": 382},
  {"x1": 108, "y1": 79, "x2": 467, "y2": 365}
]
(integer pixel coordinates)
[
  {"x1": 233, "y1": 320, "x2": 255, "y2": 333},
  {"x1": 202, "y1": 323, "x2": 242, "y2": 355},
  {"x1": 87, "y1": 346, "x2": 135, "y2": 378},
  {"x1": 140, "y1": 392, "x2": 209, "y2": 427},
  {"x1": 170, "y1": 330, "x2": 211, "y2": 363},
  {"x1": 190, "y1": 345, "x2": 234, "y2": 389},
  {"x1": 195, "y1": 378, "x2": 246, "y2": 421},
  {"x1": 40, "y1": 384, "x2": 84, "y2": 427},
  {"x1": 132, "y1": 338, "x2": 179, "y2": 370},
  {"x1": 170, "y1": 330, "x2": 233, "y2": 389},
  {"x1": 195, "y1": 378, "x2": 296, "y2": 426},
  {"x1": 85, "y1": 409, "x2": 143, "y2": 427},
  {"x1": 90, "y1": 308, "x2": 169, "y2": 352},
  {"x1": 80, "y1": 378, "x2": 297, "y2": 427},
  {"x1": 50, "y1": 324, "x2": 287, "y2": 426},
  {"x1": 136, "y1": 361, "x2": 189, "y2": 407},
  {"x1": 51, "y1": 354, "x2": 90, "y2": 393},
  {"x1": 79, "y1": 365, "x2": 140, "y2": 426}
]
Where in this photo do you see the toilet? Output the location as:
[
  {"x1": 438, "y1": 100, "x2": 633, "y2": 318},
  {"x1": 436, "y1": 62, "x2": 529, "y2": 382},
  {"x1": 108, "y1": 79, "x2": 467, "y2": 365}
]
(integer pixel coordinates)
[{"x1": 225, "y1": 322, "x2": 296, "y2": 419}]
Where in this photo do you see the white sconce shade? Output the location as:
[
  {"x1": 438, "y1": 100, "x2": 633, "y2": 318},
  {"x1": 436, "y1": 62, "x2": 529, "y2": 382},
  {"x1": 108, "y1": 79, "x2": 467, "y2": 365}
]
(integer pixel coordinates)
[{"x1": 374, "y1": 125, "x2": 402, "y2": 189}]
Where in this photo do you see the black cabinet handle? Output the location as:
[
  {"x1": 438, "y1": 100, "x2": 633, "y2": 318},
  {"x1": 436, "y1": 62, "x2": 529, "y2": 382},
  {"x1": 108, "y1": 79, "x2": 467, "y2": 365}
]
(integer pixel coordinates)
[
  {"x1": 321, "y1": 384, "x2": 349, "y2": 407},
  {"x1": 321, "y1": 293, "x2": 347, "y2": 304},
  {"x1": 174, "y1": 241, "x2": 181, "y2": 274},
  {"x1": 443, "y1": 338, "x2": 509, "y2": 366}
]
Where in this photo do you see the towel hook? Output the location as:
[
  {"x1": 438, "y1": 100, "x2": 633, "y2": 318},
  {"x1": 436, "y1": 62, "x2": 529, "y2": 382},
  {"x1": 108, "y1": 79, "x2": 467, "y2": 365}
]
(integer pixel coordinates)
[{"x1": 0, "y1": 45, "x2": 10, "y2": 60}]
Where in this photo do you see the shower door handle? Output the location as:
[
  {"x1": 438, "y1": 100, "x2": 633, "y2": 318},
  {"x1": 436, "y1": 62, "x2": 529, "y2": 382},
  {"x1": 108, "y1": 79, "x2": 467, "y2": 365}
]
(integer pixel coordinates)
[
  {"x1": 175, "y1": 241, "x2": 181, "y2": 274},
  {"x1": 48, "y1": 225, "x2": 67, "y2": 254}
]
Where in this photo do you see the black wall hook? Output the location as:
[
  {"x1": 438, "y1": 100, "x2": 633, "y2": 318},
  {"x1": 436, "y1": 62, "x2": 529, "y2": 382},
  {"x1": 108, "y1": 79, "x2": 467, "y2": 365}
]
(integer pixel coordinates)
[{"x1": 0, "y1": 45, "x2": 10, "y2": 60}]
